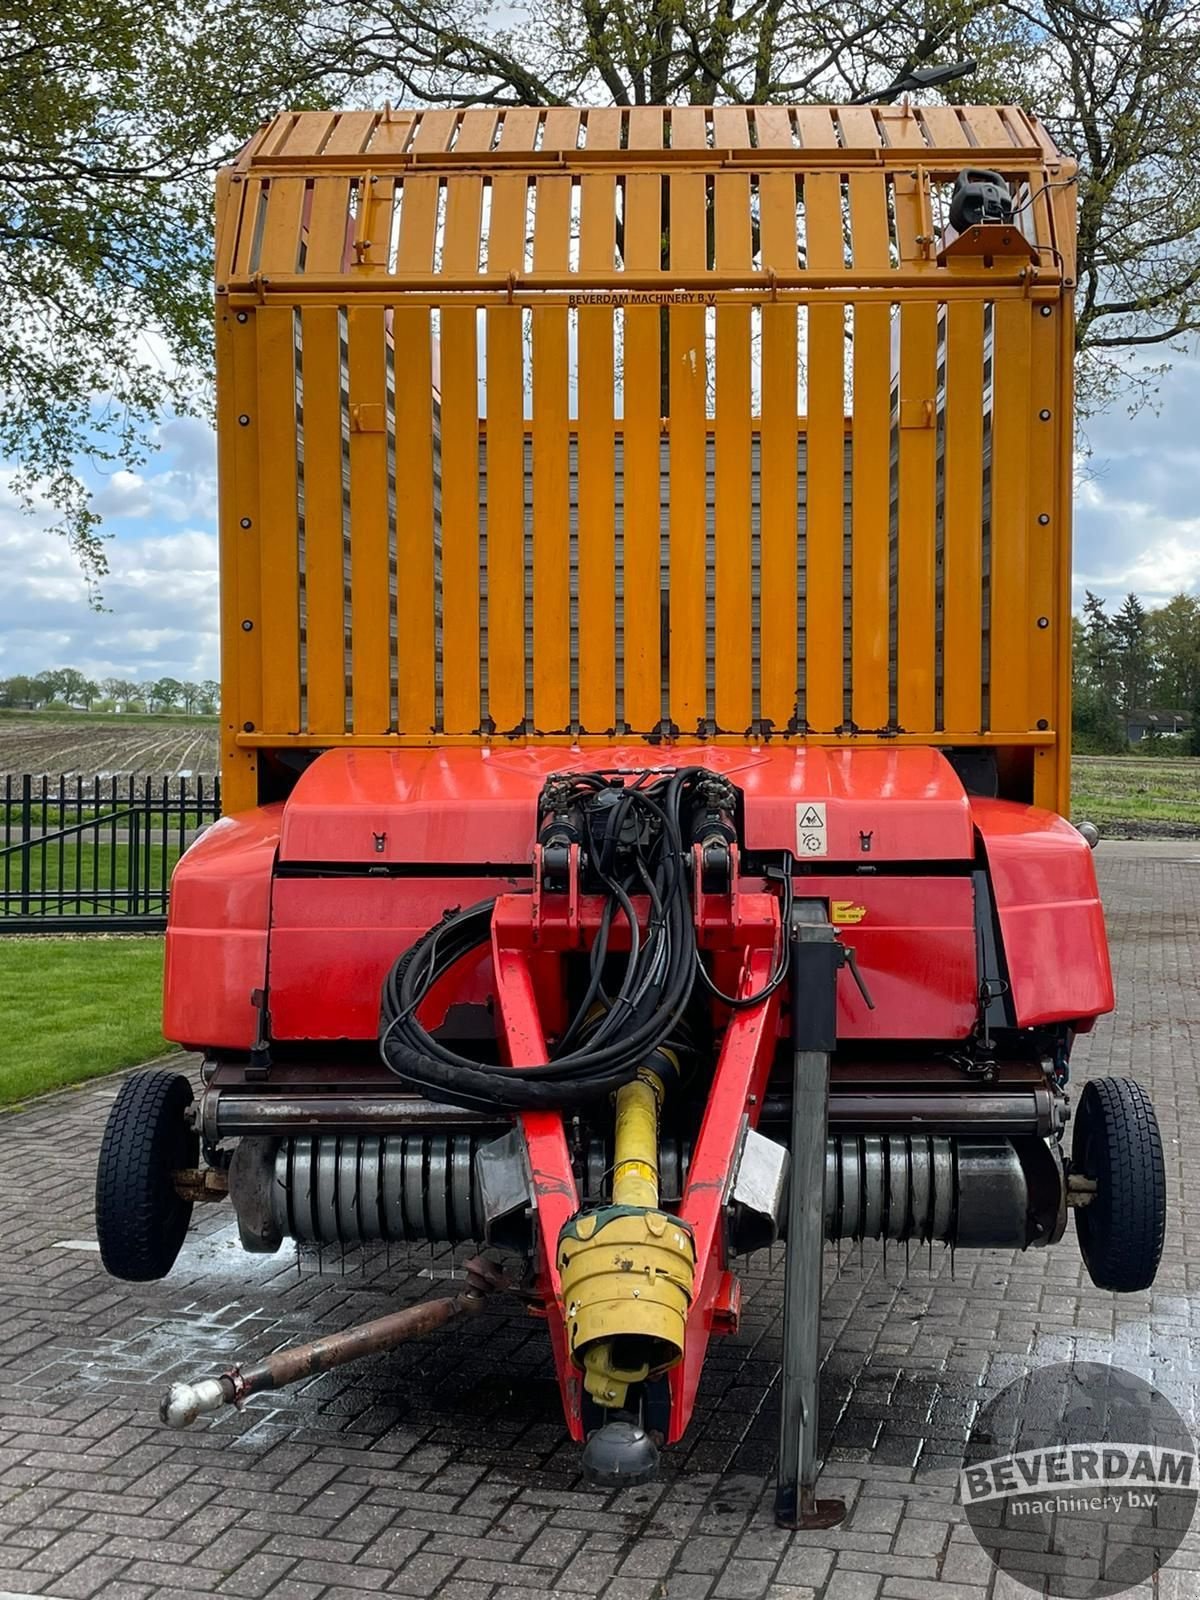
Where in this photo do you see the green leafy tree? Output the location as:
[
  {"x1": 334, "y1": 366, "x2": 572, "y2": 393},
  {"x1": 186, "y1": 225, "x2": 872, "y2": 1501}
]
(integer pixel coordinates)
[
  {"x1": 3, "y1": 0, "x2": 344, "y2": 596},
  {"x1": 50, "y1": 668, "x2": 97, "y2": 708},
  {"x1": 33, "y1": 669, "x2": 64, "y2": 704},
  {"x1": 198, "y1": 679, "x2": 220, "y2": 713},
  {"x1": 100, "y1": 676, "x2": 141, "y2": 707},
  {"x1": 149, "y1": 676, "x2": 184, "y2": 711},
  {"x1": 1072, "y1": 683, "x2": 1126, "y2": 754},
  {"x1": 0, "y1": 674, "x2": 38, "y2": 707},
  {"x1": 1148, "y1": 592, "x2": 1200, "y2": 708}
]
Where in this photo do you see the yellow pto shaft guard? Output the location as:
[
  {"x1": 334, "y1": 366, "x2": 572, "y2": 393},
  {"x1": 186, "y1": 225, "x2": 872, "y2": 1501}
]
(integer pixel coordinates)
[{"x1": 557, "y1": 1065, "x2": 696, "y2": 1410}]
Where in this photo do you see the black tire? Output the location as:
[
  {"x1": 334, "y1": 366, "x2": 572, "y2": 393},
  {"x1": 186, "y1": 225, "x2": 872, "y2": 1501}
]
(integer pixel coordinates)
[
  {"x1": 1072, "y1": 1076, "x2": 1166, "y2": 1293},
  {"x1": 95, "y1": 1070, "x2": 199, "y2": 1281}
]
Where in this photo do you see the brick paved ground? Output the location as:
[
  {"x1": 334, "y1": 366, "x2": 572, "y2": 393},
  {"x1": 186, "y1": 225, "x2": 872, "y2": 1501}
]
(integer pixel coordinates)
[{"x1": 0, "y1": 841, "x2": 1197, "y2": 1600}]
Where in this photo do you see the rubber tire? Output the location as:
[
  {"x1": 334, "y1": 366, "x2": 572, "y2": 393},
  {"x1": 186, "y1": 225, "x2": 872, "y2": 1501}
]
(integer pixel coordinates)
[
  {"x1": 95, "y1": 1071, "x2": 199, "y2": 1281},
  {"x1": 1072, "y1": 1076, "x2": 1166, "y2": 1293}
]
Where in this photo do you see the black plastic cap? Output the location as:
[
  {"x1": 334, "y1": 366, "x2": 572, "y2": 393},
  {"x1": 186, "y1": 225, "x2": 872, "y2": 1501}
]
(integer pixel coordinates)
[{"x1": 581, "y1": 1418, "x2": 660, "y2": 1488}]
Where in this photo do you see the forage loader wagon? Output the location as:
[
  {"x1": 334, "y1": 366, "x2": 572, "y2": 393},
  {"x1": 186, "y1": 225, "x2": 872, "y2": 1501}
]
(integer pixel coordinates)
[{"x1": 96, "y1": 100, "x2": 1165, "y2": 1523}]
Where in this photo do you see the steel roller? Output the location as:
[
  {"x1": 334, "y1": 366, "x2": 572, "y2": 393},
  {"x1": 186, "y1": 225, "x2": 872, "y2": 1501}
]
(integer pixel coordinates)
[{"x1": 259, "y1": 1130, "x2": 1044, "y2": 1250}]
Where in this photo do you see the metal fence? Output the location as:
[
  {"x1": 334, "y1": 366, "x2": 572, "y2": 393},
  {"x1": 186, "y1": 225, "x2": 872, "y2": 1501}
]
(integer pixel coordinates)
[{"x1": 1, "y1": 774, "x2": 221, "y2": 932}]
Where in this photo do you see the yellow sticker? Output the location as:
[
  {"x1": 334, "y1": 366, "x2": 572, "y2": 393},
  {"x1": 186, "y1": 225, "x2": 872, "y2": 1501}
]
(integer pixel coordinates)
[{"x1": 831, "y1": 900, "x2": 867, "y2": 925}]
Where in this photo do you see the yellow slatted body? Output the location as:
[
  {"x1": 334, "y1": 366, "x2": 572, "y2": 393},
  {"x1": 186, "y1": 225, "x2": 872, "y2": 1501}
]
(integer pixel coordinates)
[{"x1": 214, "y1": 103, "x2": 1077, "y2": 816}]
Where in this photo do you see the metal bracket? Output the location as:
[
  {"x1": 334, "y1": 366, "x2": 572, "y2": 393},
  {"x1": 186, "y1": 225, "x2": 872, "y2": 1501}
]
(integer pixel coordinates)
[{"x1": 775, "y1": 899, "x2": 847, "y2": 1531}]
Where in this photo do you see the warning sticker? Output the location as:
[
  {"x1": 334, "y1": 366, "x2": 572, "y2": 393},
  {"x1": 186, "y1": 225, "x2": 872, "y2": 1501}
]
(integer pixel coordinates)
[{"x1": 796, "y1": 802, "x2": 828, "y2": 857}]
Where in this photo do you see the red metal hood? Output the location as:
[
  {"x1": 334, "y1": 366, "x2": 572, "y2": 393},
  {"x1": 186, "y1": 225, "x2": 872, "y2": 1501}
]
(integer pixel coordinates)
[{"x1": 277, "y1": 745, "x2": 975, "y2": 865}]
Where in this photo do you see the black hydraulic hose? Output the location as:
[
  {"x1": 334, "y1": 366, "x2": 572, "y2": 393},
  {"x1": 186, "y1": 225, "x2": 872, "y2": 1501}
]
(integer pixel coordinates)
[{"x1": 377, "y1": 768, "x2": 779, "y2": 1114}]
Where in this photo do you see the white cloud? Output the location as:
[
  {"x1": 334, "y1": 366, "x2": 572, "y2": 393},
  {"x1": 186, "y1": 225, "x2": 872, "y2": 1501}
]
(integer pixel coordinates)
[
  {"x1": 88, "y1": 415, "x2": 216, "y2": 525},
  {"x1": 0, "y1": 513, "x2": 218, "y2": 682}
]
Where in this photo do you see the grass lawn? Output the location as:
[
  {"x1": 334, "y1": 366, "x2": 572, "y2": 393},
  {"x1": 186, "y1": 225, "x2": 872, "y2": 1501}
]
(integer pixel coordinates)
[
  {"x1": 1071, "y1": 755, "x2": 1200, "y2": 833},
  {"x1": 1, "y1": 840, "x2": 183, "y2": 916},
  {"x1": 0, "y1": 936, "x2": 169, "y2": 1106}
]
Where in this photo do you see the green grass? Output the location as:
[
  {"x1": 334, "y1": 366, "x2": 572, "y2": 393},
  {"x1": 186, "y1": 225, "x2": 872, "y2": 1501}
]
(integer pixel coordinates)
[
  {"x1": 1072, "y1": 755, "x2": 1200, "y2": 831},
  {"x1": 1, "y1": 840, "x2": 184, "y2": 916},
  {"x1": 0, "y1": 936, "x2": 168, "y2": 1105},
  {"x1": 0, "y1": 708, "x2": 216, "y2": 725}
]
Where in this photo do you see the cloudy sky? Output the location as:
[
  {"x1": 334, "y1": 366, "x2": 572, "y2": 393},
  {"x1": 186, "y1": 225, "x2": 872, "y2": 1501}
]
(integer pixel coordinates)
[{"x1": 0, "y1": 356, "x2": 1196, "y2": 685}]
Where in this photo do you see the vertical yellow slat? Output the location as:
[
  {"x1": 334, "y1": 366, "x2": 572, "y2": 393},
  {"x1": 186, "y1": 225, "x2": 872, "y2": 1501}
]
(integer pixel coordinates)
[
  {"x1": 714, "y1": 173, "x2": 753, "y2": 733},
  {"x1": 300, "y1": 306, "x2": 346, "y2": 734},
  {"x1": 668, "y1": 171, "x2": 708, "y2": 732},
  {"x1": 622, "y1": 172, "x2": 663, "y2": 732},
  {"x1": 960, "y1": 106, "x2": 1014, "y2": 150},
  {"x1": 256, "y1": 305, "x2": 301, "y2": 734},
  {"x1": 754, "y1": 107, "x2": 794, "y2": 148},
  {"x1": 322, "y1": 111, "x2": 377, "y2": 155},
  {"x1": 393, "y1": 175, "x2": 439, "y2": 733},
  {"x1": 531, "y1": 175, "x2": 572, "y2": 733},
  {"x1": 1053, "y1": 295, "x2": 1075, "y2": 813},
  {"x1": 896, "y1": 303, "x2": 939, "y2": 730},
  {"x1": 347, "y1": 306, "x2": 390, "y2": 734},
  {"x1": 877, "y1": 107, "x2": 926, "y2": 149},
  {"x1": 941, "y1": 302, "x2": 986, "y2": 732},
  {"x1": 989, "y1": 300, "x2": 1033, "y2": 731},
  {"x1": 583, "y1": 108, "x2": 621, "y2": 151},
  {"x1": 627, "y1": 108, "x2": 664, "y2": 148},
  {"x1": 256, "y1": 177, "x2": 305, "y2": 276},
  {"x1": 216, "y1": 290, "x2": 260, "y2": 810},
  {"x1": 484, "y1": 172, "x2": 529, "y2": 735},
  {"x1": 1028, "y1": 303, "x2": 1058, "y2": 758},
  {"x1": 836, "y1": 108, "x2": 881, "y2": 149},
  {"x1": 257, "y1": 115, "x2": 300, "y2": 158},
  {"x1": 305, "y1": 178, "x2": 351, "y2": 273},
  {"x1": 412, "y1": 109, "x2": 458, "y2": 152},
  {"x1": 231, "y1": 178, "x2": 265, "y2": 278},
  {"x1": 453, "y1": 111, "x2": 498, "y2": 153},
  {"x1": 803, "y1": 170, "x2": 845, "y2": 732},
  {"x1": 794, "y1": 108, "x2": 838, "y2": 148},
  {"x1": 344, "y1": 175, "x2": 393, "y2": 737},
  {"x1": 222, "y1": 176, "x2": 256, "y2": 282},
  {"x1": 279, "y1": 111, "x2": 336, "y2": 157},
  {"x1": 918, "y1": 105, "x2": 966, "y2": 149},
  {"x1": 577, "y1": 173, "x2": 617, "y2": 734},
  {"x1": 712, "y1": 107, "x2": 752, "y2": 149},
  {"x1": 542, "y1": 107, "x2": 581, "y2": 151},
  {"x1": 440, "y1": 175, "x2": 484, "y2": 732},
  {"x1": 670, "y1": 107, "x2": 708, "y2": 149},
  {"x1": 758, "y1": 172, "x2": 799, "y2": 732},
  {"x1": 848, "y1": 172, "x2": 892, "y2": 730},
  {"x1": 497, "y1": 108, "x2": 542, "y2": 150}
]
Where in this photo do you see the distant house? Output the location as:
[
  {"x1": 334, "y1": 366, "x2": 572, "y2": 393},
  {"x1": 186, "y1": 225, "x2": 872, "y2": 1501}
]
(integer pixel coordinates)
[{"x1": 1125, "y1": 708, "x2": 1194, "y2": 744}]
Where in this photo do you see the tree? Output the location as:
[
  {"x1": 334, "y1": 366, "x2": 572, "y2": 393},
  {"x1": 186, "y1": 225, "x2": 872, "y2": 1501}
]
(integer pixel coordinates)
[
  {"x1": 0, "y1": 674, "x2": 37, "y2": 707},
  {"x1": 1111, "y1": 592, "x2": 1152, "y2": 718},
  {"x1": 199, "y1": 679, "x2": 221, "y2": 714},
  {"x1": 100, "y1": 677, "x2": 141, "y2": 708},
  {"x1": 149, "y1": 677, "x2": 184, "y2": 711},
  {"x1": 3, "y1": 0, "x2": 345, "y2": 596},
  {"x1": 1077, "y1": 592, "x2": 1119, "y2": 702},
  {"x1": 1148, "y1": 592, "x2": 1200, "y2": 708},
  {"x1": 1073, "y1": 684, "x2": 1126, "y2": 754},
  {"x1": 306, "y1": 0, "x2": 1200, "y2": 414}
]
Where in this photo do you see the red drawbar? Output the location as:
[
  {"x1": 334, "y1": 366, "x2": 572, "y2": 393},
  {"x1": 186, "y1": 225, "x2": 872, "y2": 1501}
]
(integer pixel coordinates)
[
  {"x1": 971, "y1": 797, "x2": 1114, "y2": 1028},
  {"x1": 489, "y1": 889, "x2": 783, "y2": 1446}
]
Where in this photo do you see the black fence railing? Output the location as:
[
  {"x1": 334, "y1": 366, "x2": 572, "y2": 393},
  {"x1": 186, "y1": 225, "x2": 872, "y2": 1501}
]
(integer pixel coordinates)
[{"x1": 1, "y1": 774, "x2": 222, "y2": 932}]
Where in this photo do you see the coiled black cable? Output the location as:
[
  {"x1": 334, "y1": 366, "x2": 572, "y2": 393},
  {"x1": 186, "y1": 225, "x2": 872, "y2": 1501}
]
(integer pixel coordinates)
[{"x1": 378, "y1": 768, "x2": 783, "y2": 1113}]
